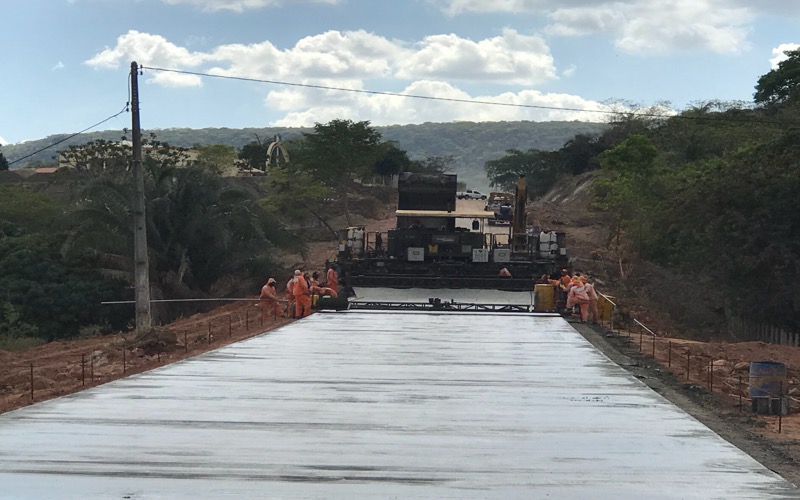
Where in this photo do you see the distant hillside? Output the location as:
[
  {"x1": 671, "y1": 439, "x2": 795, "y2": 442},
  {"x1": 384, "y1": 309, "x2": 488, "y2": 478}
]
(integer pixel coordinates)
[{"x1": 3, "y1": 121, "x2": 606, "y2": 191}]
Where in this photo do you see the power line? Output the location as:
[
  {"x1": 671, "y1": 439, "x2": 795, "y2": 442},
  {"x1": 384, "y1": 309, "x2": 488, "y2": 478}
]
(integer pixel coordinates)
[
  {"x1": 8, "y1": 104, "x2": 129, "y2": 166},
  {"x1": 141, "y1": 65, "x2": 624, "y2": 116},
  {"x1": 140, "y1": 65, "x2": 795, "y2": 126}
]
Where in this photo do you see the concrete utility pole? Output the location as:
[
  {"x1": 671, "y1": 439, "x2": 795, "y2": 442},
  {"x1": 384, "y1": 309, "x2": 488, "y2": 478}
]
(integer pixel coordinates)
[{"x1": 130, "y1": 61, "x2": 152, "y2": 334}]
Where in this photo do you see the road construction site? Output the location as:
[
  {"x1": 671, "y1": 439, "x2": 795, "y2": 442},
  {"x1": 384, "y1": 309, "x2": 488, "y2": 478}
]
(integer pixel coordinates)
[{"x1": 2, "y1": 293, "x2": 798, "y2": 498}]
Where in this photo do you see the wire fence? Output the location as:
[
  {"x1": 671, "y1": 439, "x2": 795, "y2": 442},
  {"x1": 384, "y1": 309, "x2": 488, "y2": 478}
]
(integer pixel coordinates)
[
  {"x1": 3, "y1": 303, "x2": 290, "y2": 413},
  {"x1": 600, "y1": 300, "x2": 794, "y2": 433}
]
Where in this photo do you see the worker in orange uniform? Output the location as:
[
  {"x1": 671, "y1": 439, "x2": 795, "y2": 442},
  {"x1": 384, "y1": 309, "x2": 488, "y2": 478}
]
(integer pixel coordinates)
[
  {"x1": 259, "y1": 278, "x2": 282, "y2": 320},
  {"x1": 582, "y1": 275, "x2": 600, "y2": 324},
  {"x1": 326, "y1": 265, "x2": 339, "y2": 295},
  {"x1": 292, "y1": 269, "x2": 312, "y2": 318},
  {"x1": 547, "y1": 268, "x2": 572, "y2": 311},
  {"x1": 285, "y1": 276, "x2": 295, "y2": 318},
  {"x1": 310, "y1": 285, "x2": 338, "y2": 299},
  {"x1": 566, "y1": 276, "x2": 590, "y2": 322}
]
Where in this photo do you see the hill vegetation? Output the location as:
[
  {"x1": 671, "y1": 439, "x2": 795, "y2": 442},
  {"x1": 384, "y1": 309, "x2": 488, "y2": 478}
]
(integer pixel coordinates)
[{"x1": 2, "y1": 121, "x2": 605, "y2": 190}]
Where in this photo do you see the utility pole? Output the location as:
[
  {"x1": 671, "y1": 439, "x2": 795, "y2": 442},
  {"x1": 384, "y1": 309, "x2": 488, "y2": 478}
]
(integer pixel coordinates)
[{"x1": 130, "y1": 61, "x2": 152, "y2": 334}]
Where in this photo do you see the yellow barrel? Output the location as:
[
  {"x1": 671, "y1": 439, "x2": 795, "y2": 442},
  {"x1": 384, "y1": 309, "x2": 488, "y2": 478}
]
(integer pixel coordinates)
[
  {"x1": 533, "y1": 284, "x2": 555, "y2": 312},
  {"x1": 597, "y1": 295, "x2": 615, "y2": 322}
]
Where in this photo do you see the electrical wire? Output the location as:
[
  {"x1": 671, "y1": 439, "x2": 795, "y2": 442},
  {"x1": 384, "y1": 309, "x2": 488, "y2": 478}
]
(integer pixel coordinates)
[
  {"x1": 140, "y1": 65, "x2": 798, "y2": 126},
  {"x1": 8, "y1": 104, "x2": 129, "y2": 166}
]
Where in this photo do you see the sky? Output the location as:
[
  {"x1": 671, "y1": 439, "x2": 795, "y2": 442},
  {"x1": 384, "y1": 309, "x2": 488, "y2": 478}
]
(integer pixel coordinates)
[{"x1": 1, "y1": 0, "x2": 799, "y2": 146}]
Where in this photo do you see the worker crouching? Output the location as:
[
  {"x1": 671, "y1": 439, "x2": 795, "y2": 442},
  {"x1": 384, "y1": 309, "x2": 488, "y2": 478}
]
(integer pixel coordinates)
[{"x1": 566, "y1": 276, "x2": 590, "y2": 322}]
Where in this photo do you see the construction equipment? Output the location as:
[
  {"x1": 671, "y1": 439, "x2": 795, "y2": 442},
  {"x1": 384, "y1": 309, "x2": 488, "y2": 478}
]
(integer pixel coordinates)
[
  {"x1": 485, "y1": 192, "x2": 514, "y2": 225},
  {"x1": 334, "y1": 172, "x2": 569, "y2": 294}
]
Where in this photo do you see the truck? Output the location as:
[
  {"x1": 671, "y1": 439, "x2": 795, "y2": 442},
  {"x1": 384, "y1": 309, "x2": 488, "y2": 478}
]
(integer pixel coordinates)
[
  {"x1": 484, "y1": 192, "x2": 514, "y2": 225},
  {"x1": 457, "y1": 189, "x2": 487, "y2": 200}
]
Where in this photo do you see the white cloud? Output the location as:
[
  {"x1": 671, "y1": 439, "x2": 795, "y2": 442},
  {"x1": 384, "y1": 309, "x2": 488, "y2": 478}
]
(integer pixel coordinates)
[
  {"x1": 561, "y1": 64, "x2": 576, "y2": 78},
  {"x1": 51, "y1": 61, "x2": 65, "y2": 71},
  {"x1": 85, "y1": 30, "x2": 207, "y2": 86},
  {"x1": 88, "y1": 29, "x2": 556, "y2": 86},
  {"x1": 396, "y1": 29, "x2": 555, "y2": 85},
  {"x1": 86, "y1": 28, "x2": 607, "y2": 127},
  {"x1": 159, "y1": 0, "x2": 340, "y2": 12},
  {"x1": 269, "y1": 80, "x2": 610, "y2": 127},
  {"x1": 770, "y1": 43, "x2": 800, "y2": 69},
  {"x1": 437, "y1": 0, "x2": 754, "y2": 55}
]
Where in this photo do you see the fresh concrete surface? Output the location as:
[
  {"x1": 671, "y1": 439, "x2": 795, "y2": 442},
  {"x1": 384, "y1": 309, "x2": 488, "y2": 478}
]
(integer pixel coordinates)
[{"x1": 1, "y1": 311, "x2": 798, "y2": 499}]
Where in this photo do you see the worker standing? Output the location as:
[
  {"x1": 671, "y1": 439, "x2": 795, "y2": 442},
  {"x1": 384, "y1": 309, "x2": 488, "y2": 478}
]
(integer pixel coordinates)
[
  {"x1": 293, "y1": 269, "x2": 312, "y2": 318},
  {"x1": 259, "y1": 278, "x2": 282, "y2": 321},
  {"x1": 583, "y1": 276, "x2": 600, "y2": 324},
  {"x1": 326, "y1": 265, "x2": 339, "y2": 295},
  {"x1": 285, "y1": 276, "x2": 295, "y2": 318}
]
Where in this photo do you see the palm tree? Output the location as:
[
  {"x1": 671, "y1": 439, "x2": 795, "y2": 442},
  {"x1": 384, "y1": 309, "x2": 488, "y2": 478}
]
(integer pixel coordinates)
[{"x1": 63, "y1": 161, "x2": 303, "y2": 324}]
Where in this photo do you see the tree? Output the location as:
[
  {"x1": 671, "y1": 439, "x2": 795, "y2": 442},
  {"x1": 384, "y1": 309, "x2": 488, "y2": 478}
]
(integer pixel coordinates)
[
  {"x1": 295, "y1": 119, "x2": 384, "y2": 225},
  {"x1": 64, "y1": 152, "x2": 302, "y2": 324},
  {"x1": 60, "y1": 139, "x2": 130, "y2": 173},
  {"x1": 372, "y1": 142, "x2": 412, "y2": 184},
  {"x1": 194, "y1": 144, "x2": 237, "y2": 175},
  {"x1": 409, "y1": 154, "x2": 454, "y2": 175},
  {"x1": 594, "y1": 134, "x2": 660, "y2": 249},
  {"x1": 0, "y1": 149, "x2": 9, "y2": 171},
  {"x1": 755, "y1": 48, "x2": 800, "y2": 106},
  {"x1": 262, "y1": 164, "x2": 337, "y2": 239},
  {"x1": 485, "y1": 148, "x2": 561, "y2": 198},
  {"x1": 238, "y1": 139, "x2": 269, "y2": 173}
]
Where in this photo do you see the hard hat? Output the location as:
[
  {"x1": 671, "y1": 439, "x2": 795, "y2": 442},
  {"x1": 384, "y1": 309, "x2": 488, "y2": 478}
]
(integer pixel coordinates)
[{"x1": 294, "y1": 269, "x2": 302, "y2": 275}]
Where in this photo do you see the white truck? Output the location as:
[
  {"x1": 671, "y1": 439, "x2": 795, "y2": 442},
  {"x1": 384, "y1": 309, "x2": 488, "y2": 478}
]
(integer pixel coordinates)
[{"x1": 456, "y1": 189, "x2": 487, "y2": 200}]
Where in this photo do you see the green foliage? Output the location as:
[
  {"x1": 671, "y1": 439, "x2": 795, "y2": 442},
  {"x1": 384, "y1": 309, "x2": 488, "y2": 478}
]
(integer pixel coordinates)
[
  {"x1": 0, "y1": 185, "x2": 64, "y2": 235},
  {"x1": 238, "y1": 140, "x2": 270, "y2": 172},
  {"x1": 755, "y1": 49, "x2": 800, "y2": 106},
  {"x1": 372, "y1": 142, "x2": 412, "y2": 181},
  {"x1": 65, "y1": 162, "x2": 302, "y2": 316},
  {"x1": 194, "y1": 144, "x2": 237, "y2": 175},
  {"x1": 598, "y1": 134, "x2": 658, "y2": 176},
  {"x1": 294, "y1": 119, "x2": 384, "y2": 225},
  {"x1": 408, "y1": 154, "x2": 455, "y2": 175},
  {"x1": 485, "y1": 148, "x2": 562, "y2": 198},
  {"x1": 262, "y1": 164, "x2": 336, "y2": 239},
  {"x1": 0, "y1": 234, "x2": 130, "y2": 341}
]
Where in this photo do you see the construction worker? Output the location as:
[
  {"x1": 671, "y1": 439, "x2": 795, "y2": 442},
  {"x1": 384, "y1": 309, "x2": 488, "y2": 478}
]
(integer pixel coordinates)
[
  {"x1": 326, "y1": 265, "x2": 339, "y2": 295},
  {"x1": 566, "y1": 276, "x2": 590, "y2": 322},
  {"x1": 292, "y1": 269, "x2": 312, "y2": 318},
  {"x1": 547, "y1": 268, "x2": 572, "y2": 311},
  {"x1": 310, "y1": 285, "x2": 338, "y2": 299},
  {"x1": 285, "y1": 276, "x2": 295, "y2": 318},
  {"x1": 259, "y1": 278, "x2": 282, "y2": 320},
  {"x1": 582, "y1": 275, "x2": 600, "y2": 324}
]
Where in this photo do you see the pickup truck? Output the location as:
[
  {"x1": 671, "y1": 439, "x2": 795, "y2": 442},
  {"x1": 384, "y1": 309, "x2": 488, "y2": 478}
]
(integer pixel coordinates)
[{"x1": 457, "y1": 189, "x2": 487, "y2": 200}]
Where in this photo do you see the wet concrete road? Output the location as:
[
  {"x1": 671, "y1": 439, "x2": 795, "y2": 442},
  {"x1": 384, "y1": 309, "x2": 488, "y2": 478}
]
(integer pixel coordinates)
[{"x1": 1, "y1": 311, "x2": 798, "y2": 498}]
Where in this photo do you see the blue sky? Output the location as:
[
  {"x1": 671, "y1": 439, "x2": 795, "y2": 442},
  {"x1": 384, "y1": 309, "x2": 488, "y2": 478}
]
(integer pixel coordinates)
[{"x1": 1, "y1": 0, "x2": 798, "y2": 145}]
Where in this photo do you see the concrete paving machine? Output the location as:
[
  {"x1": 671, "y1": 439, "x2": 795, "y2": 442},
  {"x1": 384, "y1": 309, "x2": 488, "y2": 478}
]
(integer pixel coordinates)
[{"x1": 333, "y1": 172, "x2": 569, "y2": 295}]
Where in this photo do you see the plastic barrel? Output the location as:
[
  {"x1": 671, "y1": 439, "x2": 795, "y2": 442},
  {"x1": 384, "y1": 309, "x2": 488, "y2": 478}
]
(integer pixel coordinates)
[
  {"x1": 748, "y1": 361, "x2": 787, "y2": 399},
  {"x1": 533, "y1": 284, "x2": 555, "y2": 312}
]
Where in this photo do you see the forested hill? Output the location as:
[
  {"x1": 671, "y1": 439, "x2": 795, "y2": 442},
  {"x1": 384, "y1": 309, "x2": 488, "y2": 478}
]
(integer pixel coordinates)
[{"x1": 3, "y1": 120, "x2": 605, "y2": 190}]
